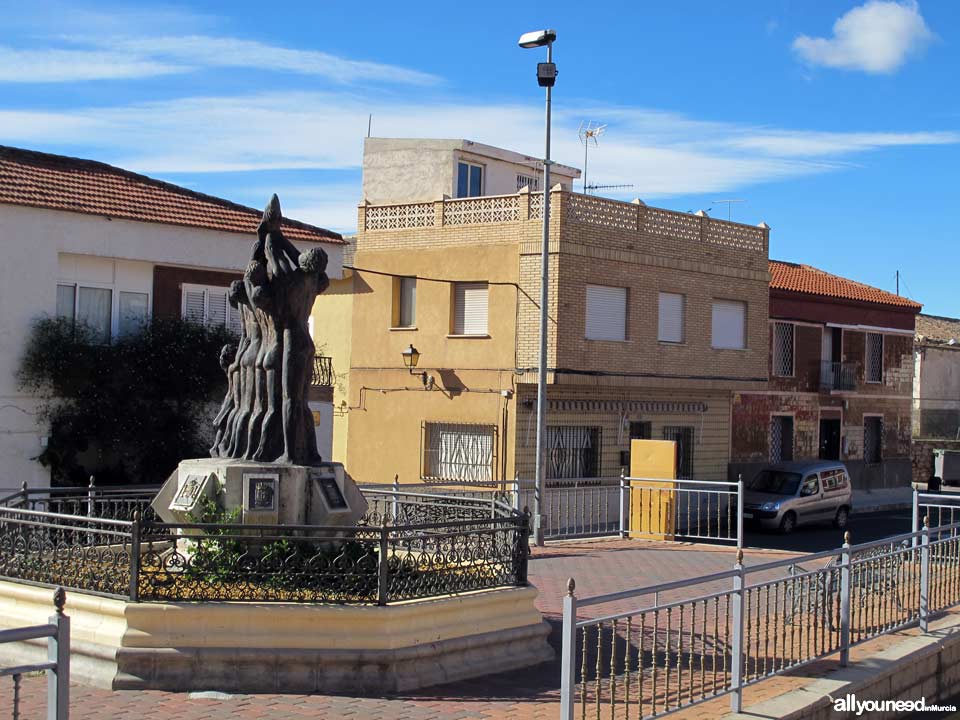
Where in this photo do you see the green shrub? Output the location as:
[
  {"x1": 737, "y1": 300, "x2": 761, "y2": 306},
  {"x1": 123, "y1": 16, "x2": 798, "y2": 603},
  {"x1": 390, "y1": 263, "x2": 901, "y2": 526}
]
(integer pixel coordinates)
[{"x1": 18, "y1": 316, "x2": 234, "y2": 486}]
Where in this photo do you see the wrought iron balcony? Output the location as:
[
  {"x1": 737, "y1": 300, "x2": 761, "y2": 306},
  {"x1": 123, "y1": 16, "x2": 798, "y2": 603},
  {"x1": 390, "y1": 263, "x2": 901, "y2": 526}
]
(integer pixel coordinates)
[
  {"x1": 820, "y1": 361, "x2": 856, "y2": 392},
  {"x1": 311, "y1": 355, "x2": 334, "y2": 387}
]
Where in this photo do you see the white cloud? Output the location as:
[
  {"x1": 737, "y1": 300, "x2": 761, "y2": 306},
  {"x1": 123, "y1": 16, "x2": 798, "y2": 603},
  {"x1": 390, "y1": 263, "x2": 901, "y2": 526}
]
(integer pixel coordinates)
[
  {"x1": 1, "y1": 90, "x2": 955, "y2": 232},
  {"x1": 792, "y1": 1, "x2": 933, "y2": 74},
  {"x1": 0, "y1": 37, "x2": 438, "y2": 85}
]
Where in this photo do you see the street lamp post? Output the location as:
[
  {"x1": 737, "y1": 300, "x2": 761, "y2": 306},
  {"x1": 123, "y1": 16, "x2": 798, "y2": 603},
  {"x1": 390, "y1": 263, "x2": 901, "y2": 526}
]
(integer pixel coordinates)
[{"x1": 518, "y1": 28, "x2": 557, "y2": 546}]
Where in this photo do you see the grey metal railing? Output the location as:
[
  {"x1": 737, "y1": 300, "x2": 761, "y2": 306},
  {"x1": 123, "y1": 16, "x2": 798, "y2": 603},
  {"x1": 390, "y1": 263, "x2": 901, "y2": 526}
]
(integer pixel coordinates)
[
  {"x1": 623, "y1": 476, "x2": 742, "y2": 547},
  {"x1": 0, "y1": 587, "x2": 69, "y2": 720},
  {"x1": 913, "y1": 488, "x2": 960, "y2": 543},
  {"x1": 514, "y1": 477, "x2": 623, "y2": 540},
  {"x1": 560, "y1": 517, "x2": 960, "y2": 719},
  {"x1": 820, "y1": 361, "x2": 856, "y2": 392}
]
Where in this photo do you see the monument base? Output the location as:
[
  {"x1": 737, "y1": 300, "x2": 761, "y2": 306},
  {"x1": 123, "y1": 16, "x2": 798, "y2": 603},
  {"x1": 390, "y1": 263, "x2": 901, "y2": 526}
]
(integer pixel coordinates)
[
  {"x1": 151, "y1": 458, "x2": 367, "y2": 528},
  {"x1": 0, "y1": 581, "x2": 553, "y2": 693}
]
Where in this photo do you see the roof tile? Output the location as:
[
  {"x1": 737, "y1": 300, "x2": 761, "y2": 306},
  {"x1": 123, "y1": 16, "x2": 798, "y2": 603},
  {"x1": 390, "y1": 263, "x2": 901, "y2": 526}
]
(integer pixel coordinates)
[
  {"x1": 0, "y1": 146, "x2": 344, "y2": 245},
  {"x1": 769, "y1": 260, "x2": 921, "y2": 310}
]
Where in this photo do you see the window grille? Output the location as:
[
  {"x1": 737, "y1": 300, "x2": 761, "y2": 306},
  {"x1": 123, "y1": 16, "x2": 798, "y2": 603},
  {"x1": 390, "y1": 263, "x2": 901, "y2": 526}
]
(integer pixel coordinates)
[
  {"x1": 547, "y1": 426, "x2": 601, "y2": 479},
  {"x1": 864, "y1": 416, "x2": 883, "y2": 464},
  {"x1": 773, "y1": 322, "x2": 794, "y2": 376},
  {"x1": 770, "y1": 416, "x2": 794, "y2": 463},
  {"x1": 866, "y1": 332, "x2": 883, "y2": 383},
  {"x1": 422, "y1": 422, "x2": 496, "y2": 482},
  {"x1": 662, "y1": 426, "x2": 694, "y2": 479},
  {"x1": 516, "y1": 173, "x2": 539, "y2": 191}
]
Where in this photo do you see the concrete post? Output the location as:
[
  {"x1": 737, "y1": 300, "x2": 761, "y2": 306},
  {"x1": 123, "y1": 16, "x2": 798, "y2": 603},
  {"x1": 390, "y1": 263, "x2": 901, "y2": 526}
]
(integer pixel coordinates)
[
  {"x1": 920, "y1": 516, "x2": 931, "y2": 632},
  {"x1": 839, "y1": 532, "x2": 852, "y2": 667},
  {"x1": 729, "y1": 549, "x2": 745, "y2": 713},
  {"x1": 48, "y1": 587, "x2": 69, "y2": 720}
]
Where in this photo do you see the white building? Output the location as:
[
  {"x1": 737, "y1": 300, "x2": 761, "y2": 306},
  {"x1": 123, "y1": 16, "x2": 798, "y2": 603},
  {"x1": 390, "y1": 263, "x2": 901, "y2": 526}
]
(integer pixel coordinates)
[
  {"x1": 914, "y1": 314, "x2": 960, "y2": 439},
  {"x1": 360, "y1": 137, "x2": 580, "y2": 205},
  {"x1": 0, "y1": 146, "x2": 345, "y2": 488}
]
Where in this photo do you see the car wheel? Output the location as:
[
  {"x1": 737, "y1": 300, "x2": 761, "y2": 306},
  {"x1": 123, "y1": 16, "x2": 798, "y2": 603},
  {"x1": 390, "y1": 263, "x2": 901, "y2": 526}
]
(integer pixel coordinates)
[
  {"x1": 833, "y1": 506, "x2": 849, "y2": 529},
  {"x1": 779, "y1": 512, "x2": 797, "y2": 535}
]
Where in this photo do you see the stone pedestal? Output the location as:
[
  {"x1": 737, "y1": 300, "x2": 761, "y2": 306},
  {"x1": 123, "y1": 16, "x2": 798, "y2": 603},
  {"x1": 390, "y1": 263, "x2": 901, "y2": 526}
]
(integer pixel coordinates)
[{"x1": 151, "y1": 459, "x2": 367, "y2": 528}]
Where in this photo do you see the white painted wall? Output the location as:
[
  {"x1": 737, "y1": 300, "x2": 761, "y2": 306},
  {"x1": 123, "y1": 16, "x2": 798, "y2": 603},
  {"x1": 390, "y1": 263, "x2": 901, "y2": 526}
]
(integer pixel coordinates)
[
  {"x1": 0, "y1": 203, "x2": 344, "y2": 488},
  {"x1": 915, "y1": 346, "x2": 960, "y2": 435},
  {"x1": 309, "y1": 400, "x2": 334, "y2": 461}
]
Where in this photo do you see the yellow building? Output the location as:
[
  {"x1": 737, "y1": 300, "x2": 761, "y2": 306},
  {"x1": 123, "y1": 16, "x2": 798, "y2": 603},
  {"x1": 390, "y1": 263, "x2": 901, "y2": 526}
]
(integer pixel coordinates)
[{"x1": 313, "y1": 139, "x2": 770, "y2": 488}]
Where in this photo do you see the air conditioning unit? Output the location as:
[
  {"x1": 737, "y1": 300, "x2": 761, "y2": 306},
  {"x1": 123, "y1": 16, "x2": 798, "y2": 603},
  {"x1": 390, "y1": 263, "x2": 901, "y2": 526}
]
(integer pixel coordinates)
[{"x1": 934, "y1": 449, "x2": 960, "y2": 486}]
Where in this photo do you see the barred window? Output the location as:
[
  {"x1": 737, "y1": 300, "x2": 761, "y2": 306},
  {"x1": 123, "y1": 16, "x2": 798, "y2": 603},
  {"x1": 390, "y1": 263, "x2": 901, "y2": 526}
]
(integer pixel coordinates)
[
  {"x1": 547, "y1": 426, "x2": 601, "y2": 479},
  {"x1": 773, "y1": 322, "x2": 794, "y2": 377},
  {"x1": 516, "y1": 173, "x2": 539, "y2": 191},
  {"x1": 422, "y1": 422, "x2": 496, "y2": 482},
  {"x1": 866, "y1": 332, "x2": 883, "y2": 383},
  {"x1": 864, "y1": 416, "x2": 883, "y2": 464},
  {"x1": 662, "y1": 426, "x2": 694, "y2": 479},
  {"x1": 770, "y1": 415, "x2": 794, "y2": 463}
]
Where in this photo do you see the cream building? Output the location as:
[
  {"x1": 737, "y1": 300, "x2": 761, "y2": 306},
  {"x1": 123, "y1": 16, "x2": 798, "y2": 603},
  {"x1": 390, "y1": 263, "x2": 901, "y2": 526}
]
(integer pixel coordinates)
[{"x1": 316, "y1": 138, "x2": 770, "y2": 487}]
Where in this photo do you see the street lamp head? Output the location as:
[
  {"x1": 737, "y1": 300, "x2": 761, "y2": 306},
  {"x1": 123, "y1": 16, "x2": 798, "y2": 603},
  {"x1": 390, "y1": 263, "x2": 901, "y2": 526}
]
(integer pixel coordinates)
[
  {"x1": 401, "y1": 344, "x2": 420, "y2": 369},
  {"x1": 518, "y1": 29, "x2": 556, "y2": 48}
]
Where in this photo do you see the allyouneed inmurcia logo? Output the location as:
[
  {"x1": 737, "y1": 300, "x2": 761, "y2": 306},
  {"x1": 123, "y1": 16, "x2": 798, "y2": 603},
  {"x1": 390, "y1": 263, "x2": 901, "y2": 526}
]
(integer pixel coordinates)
[{"x1": 832, "y1": 693, "x2": 957, "y2": 716}]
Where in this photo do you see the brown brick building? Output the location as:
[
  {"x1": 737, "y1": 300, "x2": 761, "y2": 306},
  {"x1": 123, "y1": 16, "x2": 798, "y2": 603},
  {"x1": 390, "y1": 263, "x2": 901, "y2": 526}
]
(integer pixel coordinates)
[{"x1": 730, "y1": 260, "x2": 921, "y2": 490}]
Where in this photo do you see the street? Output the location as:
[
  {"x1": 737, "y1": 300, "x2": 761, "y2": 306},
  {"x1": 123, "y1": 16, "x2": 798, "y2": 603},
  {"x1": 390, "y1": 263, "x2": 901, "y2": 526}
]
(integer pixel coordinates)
[{"x1": 743, "y1": 508, "x2": 915, "y2": 553}]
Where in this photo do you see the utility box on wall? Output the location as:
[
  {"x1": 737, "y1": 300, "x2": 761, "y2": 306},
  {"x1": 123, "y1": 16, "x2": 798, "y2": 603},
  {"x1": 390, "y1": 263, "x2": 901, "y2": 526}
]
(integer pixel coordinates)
[
  {"x1": 934, "y1": 449, "x2": 960, "y2": 486},
  {"x1": 628, "y1": 439, "x2": 678, "y2": 540}
]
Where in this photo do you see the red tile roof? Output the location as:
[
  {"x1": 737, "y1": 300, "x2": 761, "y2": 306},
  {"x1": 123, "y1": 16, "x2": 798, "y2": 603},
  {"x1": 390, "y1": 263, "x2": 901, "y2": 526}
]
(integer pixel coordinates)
[
  {"x1": 0, "y1": 145, "x2": 344, "y2": 244},
  {"x1": 770, "y1": 260, "x2": 921, "y2": 310}
]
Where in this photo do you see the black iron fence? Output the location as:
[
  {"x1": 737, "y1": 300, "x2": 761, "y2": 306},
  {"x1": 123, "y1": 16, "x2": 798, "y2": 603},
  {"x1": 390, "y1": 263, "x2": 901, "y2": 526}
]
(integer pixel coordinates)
[
  {"x1": 820, "y1": 361, "x2": 856, "y2": 392},
  {"x1": 0, "y1": 486, "x2": 529, "y2": 605}
]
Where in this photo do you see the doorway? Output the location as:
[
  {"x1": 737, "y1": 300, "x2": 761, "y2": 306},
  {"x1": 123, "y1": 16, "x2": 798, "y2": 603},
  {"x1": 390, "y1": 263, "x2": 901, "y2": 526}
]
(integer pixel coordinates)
[{"x1": 819, "y1": 418, "x2": 841, "y2": 460}]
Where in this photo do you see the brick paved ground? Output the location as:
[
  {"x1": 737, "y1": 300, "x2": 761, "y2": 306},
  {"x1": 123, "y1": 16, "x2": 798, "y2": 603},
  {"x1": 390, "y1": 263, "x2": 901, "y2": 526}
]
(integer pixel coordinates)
[{"x1": 4, "y1": 538, "x2": 920, "y2": 720}]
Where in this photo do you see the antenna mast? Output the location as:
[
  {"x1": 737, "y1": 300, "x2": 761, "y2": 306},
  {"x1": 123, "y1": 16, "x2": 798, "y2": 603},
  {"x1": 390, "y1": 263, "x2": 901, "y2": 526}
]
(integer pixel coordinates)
[
  {"x1": 578, "y1": 121, "x2": 607, "y2": 194},
  {"x1": 711, "y1": 198, "x2": 746, "y2": 222}
]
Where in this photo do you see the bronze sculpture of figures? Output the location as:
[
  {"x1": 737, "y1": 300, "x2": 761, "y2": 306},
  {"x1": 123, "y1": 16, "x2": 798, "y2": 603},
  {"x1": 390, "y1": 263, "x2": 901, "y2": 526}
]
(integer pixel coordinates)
[{"x1": 211, "y1": 195, "x2": 330, "y2": 465}]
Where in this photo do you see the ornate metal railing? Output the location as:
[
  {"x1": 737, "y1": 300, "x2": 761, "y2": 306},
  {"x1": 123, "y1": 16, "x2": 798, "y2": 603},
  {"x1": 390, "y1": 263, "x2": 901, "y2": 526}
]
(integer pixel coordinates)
[
  {"x1": 820, "y1": 360, "x2": 857, "y2": 392},
  {"x1": 311, "y1": 355, "x2": 334, "y2": 387},
  {"x1": 0, "y1": 488, "x2": 529, "y2": 605}
]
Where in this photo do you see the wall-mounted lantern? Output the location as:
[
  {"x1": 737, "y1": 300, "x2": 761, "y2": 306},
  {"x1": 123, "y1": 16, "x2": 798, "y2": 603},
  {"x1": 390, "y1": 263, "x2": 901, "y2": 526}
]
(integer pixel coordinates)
[{"x1": 401, "y1": 344, "x2": 434, "y2": 389}]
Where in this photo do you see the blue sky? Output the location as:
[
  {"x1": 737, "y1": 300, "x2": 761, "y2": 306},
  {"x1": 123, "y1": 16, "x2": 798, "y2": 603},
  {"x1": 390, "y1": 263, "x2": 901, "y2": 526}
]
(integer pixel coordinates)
[{"x1": 2, "y1": 1, "x2": 957, "y2": 315}]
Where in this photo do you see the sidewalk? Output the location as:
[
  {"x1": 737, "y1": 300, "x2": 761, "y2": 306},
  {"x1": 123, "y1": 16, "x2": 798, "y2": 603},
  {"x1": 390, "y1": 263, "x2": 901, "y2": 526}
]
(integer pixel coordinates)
[{"x1": 851, "y1": 485, "x2": 914, "y2": 514}]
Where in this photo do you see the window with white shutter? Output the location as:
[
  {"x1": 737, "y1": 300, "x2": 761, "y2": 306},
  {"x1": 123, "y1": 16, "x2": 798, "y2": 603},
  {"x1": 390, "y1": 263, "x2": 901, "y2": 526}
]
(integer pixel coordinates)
[
  {"x1": 712, "y1": 300, "x2": 746, "y2": 349},
  {"x1": 453, "y1": 283, "x2": 488, "y2": 335},
  {"x1": 585, "y1": 285, "x2": 627, "y2": 341},
  {"x1": 658, "y1": 292, "x2": 685, "y2": 343},
  {"x1": 182, "y1": 283, "x2": 237, "y2": 333}
]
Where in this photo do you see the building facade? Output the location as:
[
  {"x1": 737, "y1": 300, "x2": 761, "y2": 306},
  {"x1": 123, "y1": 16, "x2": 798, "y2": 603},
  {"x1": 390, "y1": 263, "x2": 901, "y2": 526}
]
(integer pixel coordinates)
[
  {"x1": 326, "y1": 139, "x2": 770, "y2": 487},
  {"x1": 0, "y1": 146, "x2": 345, "y2": 487},
  {"x1": 911, "y1": 314, "x2": 960, "y2": 483},
  {"x1": 730, "y1": 261, "x2": 921, "y2": 490}
]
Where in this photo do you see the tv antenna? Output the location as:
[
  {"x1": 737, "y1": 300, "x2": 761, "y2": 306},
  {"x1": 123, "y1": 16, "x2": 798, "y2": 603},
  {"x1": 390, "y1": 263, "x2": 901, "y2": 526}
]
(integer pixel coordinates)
[
  {"x1": 711, "y1": 198, "x2": 746, "y2": 221},
  {"x1": 578, "y1": 121, "x2": 606, "y2": 194}
]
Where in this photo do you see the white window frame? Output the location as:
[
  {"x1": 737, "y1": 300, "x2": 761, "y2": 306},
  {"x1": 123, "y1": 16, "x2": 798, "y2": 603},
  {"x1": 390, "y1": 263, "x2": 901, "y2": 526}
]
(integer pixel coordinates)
[
  {"x1": 865, "y1": 332, "x2": 884, "y2": 384},
  {"x1": 58, "y1": 281, "x2": 152, "y2": 342},
  {"x1": 392, "y1": 276, "x2": 417, "y2": 329},
  {"x1": 772, "y1": 321, "x2": 796, "y2": 377},
  {"x1": 657, "y1": 292, "x2": 685, "y2": 344},
  {"x1": 456, "y1": 160, "x2": 485, "y2": 198},
  {"x1": 516, "y1": 173, "x2": 540, "y2": 192},
  {"x1": 711, "y1": 299, "x2": 747, "y2": 350},
  {"x1": 451, "y1": 282, "x2": 489, "y2": 336},
  {"x1": 181, "y1": 283, "x2": 241, "y2": 333},
  {"x1": 585, "y1": 284, "x2": 628, "y2": 342}
]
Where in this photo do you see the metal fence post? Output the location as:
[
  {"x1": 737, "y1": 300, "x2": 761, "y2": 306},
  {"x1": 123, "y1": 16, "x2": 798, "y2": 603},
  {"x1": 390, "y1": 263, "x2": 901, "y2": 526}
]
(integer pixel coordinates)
[
  {"x1": 729, "y1": 549, "x2": 745, "y2": 713},
  {"x1": 912, "y1": 488, "x2": 920, "y2": 549},
  {"x1": 839, "y1": 532, "x2": 852, "y2": 667},
  {"x1": 47, "y1": 587, "x2": 69, "y2": 720},
  {"x1": 391, "y1": 474, "x2": 399, "y2": 523},
  {"x1": 377, "y1": 519, "x2": 390, "y2": 606},
  {"x1": 129, "y1": 511, "x2": 141, "y2": 602},
  {"x1": 87, "y1": 475, "x2": 96, "y2": 519},
  {"x1": 619, "y1": 471, "x2": 628, "y2": 538},
  {"x1": 559, "y1": 578, "x2": 578, "y2": 720},
  {"x1": 512, "y1": 475, "x2": 521, "y2": 512},
  {"x1": 920, "y1": 516, "x2": 931, "y2": 632},
  {"x1": 736, "y1": 474, "x2": 744, "y2": 549}
]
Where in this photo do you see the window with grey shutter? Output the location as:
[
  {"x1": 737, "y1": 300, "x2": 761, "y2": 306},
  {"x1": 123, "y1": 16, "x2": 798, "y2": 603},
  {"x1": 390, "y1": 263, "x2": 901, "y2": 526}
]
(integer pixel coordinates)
[
  {"x1": 712, "y1": 300, "x2": 746, "y2": 349},
  {"x1": 658, "y1": 292, "x2": 684, "y2": 343},
  {"x1": 453, "y1": 282, "x2": 488, "y2": 335},
  {"x1": 585, "y1": 285, "x2": 627, "y2": 341},
  {"x1": 773, "y1": 322, "x2": 794, "y2": 376},
  {"x1": 397, "y1": 277, "x2": 416, "y2": 327}
]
